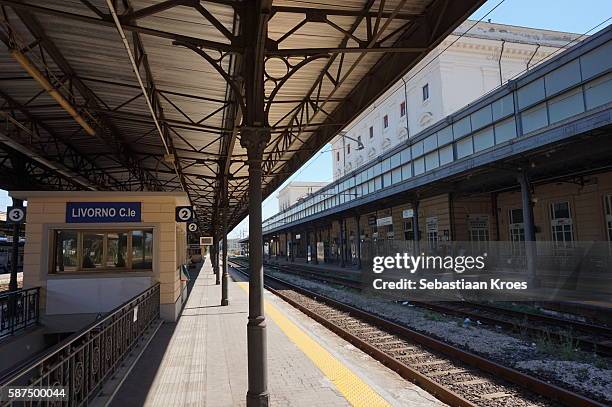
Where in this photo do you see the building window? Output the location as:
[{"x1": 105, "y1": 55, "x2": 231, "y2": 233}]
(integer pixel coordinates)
[
  {"x1": 426, "y1": 217, "x2": 438, "y2": 248},
  {"x1": 403, "y1": 219, "x2": 414, "y2": 240},
  {"x1": 52, "y1": 229, "x2": 153, "y2": 273},
  {"x1": 422, "y1": 84, "x2": 429, "y2": 101},
  {"x1": 508, "y1": 208, "x2": 525, "y2": 253},
  {"x1": 400, "y1": 101, "x2": 406, "y2": 117},
  {"x1": 336, "y1": 151, "x2": 340, "y2": 162},
  {"x1": 369, "y1": 126, "x2": 374, "y2": 138},
  {"x1": 468, "y1": 215, "x2": 489, "y2": 242},
  {"x1": 347, "y1": 144, "x2": 351, "y2": 155},
  {"x1": 550, "y1": 201, "x2": 574, "y2": 246},
  {"x1": 469, "y1": 229, "x2": 489, "y2": 242},
  {"x1": 383, "y1": 115, "x2": 389, "y2": 129}
]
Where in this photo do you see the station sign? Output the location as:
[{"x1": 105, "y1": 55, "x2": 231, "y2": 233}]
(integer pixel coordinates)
[
  {"x1": 368, "y1": 215, "x2": 377, "y2": 226},
  {"x1": 376, "y1": 216, "x2": 393, "y2": 227},
  {"x1": 467, "y1": 214, "x2": 489, "y2": 230},
  {"x1": 200, "y1": 236, "x2": 213, "y2": 246},
  {"x1": 175, "y1": 206, "x2": 194, "y2": 222},
  {"x1": 6, "y1": 206, "x2": 26, "y2": 224},
  {"x1": 402, "y1": 209, "x2": 414, "y2": 218},
  {"x1": 66, "y1": 202, "x2": 141, "y2": 223},
  {"x1": 188, "y1": 222, "x2": 198, "y2": 232}
]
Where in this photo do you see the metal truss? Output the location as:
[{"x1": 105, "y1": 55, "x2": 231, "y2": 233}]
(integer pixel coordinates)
[{"x1": 0, "y1": 0, "x2": 482, "y2": 235}]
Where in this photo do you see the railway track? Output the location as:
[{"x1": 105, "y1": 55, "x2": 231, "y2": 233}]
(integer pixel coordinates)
[
  {"x1": 248, "y1": 259, "x2": 612, "y2": 357},
  {"x1": 229, "y1": 260, "x2": 606, "y2": 407}
]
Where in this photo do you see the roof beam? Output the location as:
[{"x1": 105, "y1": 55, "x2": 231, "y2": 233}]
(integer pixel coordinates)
[
  {"x1": 0, "y1": 89, "x2": 127, "y2": 190},
  {"x1": 9, "y1": 9, "x2": 164, "y2": 191},
  {"x1": 262, "y1": 0, "x2": 484, "y2": 199},
  {"x1": 0, "y1": 0, "x2": 239, "y2": 53},
  {"x1": 271, "y1": 6, "x2": 419, "y2": 19},
  {"x1": 266, "y1": 46, "x2": 427, "y2": 56}
]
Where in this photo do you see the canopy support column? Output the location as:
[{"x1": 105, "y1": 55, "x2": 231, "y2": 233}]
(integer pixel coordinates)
[
  {"x1": 9, "y1": 198, "x2": 23, "y2": 292},
  {"x1": 241, "y1": 129, "x2": 270, "y2": 407},
  {"x1": 355, "y1": 214, "x2": 361, "y2": 270},
  {"x1": 212, "y1": 234, "x2": 219, "y2": 279},
  {"x1": 221, "y1": 193, "x2": 229, "y2": 305},
  {"x1": 518, "y1": 170, "x2": 538, "y2": 287}
]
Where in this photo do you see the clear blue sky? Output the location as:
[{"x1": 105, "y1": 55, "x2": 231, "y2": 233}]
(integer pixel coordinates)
[{"x1": 1, "y1": 0, "x2": 610, "y2": 237}]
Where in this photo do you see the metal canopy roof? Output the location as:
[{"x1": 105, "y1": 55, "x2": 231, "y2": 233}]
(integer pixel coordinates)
[{"x1": 0, "y1": 0, "x2": 483, "y2": 235}]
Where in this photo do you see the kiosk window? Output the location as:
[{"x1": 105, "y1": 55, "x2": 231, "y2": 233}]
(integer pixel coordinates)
[
  {"x1": 82, "y1": 233, "x2": 104, "y2": 269},
  {"x1": 107, "y1": 232, "x2": 128, "y2": 268},
  {"x1": 55, "y1": 230, "x2": 78, "y2": 272},
  {"x1": 52, "y1": 229, "x2": 153, "y2": 273},
  {"x1": 132, "y1": 230, "x2": 153, "y2": 270}
]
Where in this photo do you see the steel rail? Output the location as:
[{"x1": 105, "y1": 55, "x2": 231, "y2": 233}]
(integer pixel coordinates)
[
  {"x1": 229, "y1": 259, "x2": 607, "y2": 407},
  {"x1": 230, "y1": 261, "x2": 476, "y2": 407},
  {"x1": 261, "y1": 260, "x2": 612, "y2": 357}
]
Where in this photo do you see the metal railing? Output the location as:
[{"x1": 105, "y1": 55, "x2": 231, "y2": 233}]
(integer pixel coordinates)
[
  {"x1": 0, "y1": 283, "x2": 160, "y2": 406},
  {"x1": 0, "y1": 287, "x2": 39, "y2": 340}
]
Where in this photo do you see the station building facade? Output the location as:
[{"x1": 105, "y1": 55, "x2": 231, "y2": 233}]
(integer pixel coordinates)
[
  {"x1": 332, "y1": 20, "x2": 582, "y2": 180},
  {"x1": 278, "y1": 181, "x2": 329, "y2": 211},
  {"x1": 262, "y1": 25, "x2": 612, "y2": 273}
]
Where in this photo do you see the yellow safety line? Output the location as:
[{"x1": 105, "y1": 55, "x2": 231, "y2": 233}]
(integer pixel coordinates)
[{"x1": 237, "y1": 282, "x2": 390, "y2": 407}]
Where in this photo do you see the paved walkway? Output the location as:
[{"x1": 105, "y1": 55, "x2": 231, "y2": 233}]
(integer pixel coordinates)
[{"x1": 111, "y1": 257, "x2": 443, "y2": 407}]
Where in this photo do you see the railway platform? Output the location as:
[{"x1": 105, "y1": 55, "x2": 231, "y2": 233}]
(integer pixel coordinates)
[{"x1": 109, "y1": 256, "x2": 443, "y2": 407}]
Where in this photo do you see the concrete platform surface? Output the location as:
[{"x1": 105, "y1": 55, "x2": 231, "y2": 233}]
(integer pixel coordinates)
[{"x1": 110, "y1": 257, "x2": 443, "y2": 407}]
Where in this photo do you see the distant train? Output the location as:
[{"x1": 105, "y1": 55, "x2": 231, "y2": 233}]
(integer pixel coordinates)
[{"x1": 0, "y1": 237, "x2": 24, "y2": 274}]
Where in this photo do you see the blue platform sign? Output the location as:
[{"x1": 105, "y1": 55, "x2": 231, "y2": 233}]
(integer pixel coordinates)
[{"x1": 66, "y1": 202, "x2": 141, "y2": 223}]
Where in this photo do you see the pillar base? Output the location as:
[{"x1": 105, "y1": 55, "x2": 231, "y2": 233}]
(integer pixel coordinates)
[
  {"x1": 246, "y1": 392, "x2": 269, "y2": 407},
  {"x1": 221, "y1": 298, "x2": 229, "y2": 306}
]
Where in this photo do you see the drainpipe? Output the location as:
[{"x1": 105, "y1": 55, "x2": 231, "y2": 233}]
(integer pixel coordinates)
[
  {"x1": 401, "y1": 76, "x2": 410, "y2": 138},
  {"x1": 498, "y1": 40, "x2": 506, "y2": 86},
  {"x1": 526, "y1": 44, "x2": 540, "y2": 70}
]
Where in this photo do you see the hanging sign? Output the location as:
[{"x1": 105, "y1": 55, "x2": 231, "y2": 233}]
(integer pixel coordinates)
[
  {"x1": 175, "y1": 206, "x2": 194, "y2": 222},
  {"x1": 402, "y1": 209, "x2": 414, "y2": 219},
  {"x1": 6, "y1": 206, "x2": 26, "y2": 224},
  {"x1": 468, "y1": 214, "x2": 489, "y2": 230},
  {"x1": 376, "y1": 216, "x2": 393, "y2": 227},
  {"x1": 66, "y1": 202, "x2": 141, "y2": 223}
]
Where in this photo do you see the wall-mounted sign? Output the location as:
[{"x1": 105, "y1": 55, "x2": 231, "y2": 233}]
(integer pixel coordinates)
[
  {"x1": 551, "y1": 218, "x2": 572, "y2": 226},
  {"x1": 175, "y1": 206, "x2": 194, "y2": 222},
  {"x1": 66, "y1": 202, "x2": 141, "y2": 223},
  {"x1": 426, "y1": 216, "x2": 438, "y2": 231},
  {"x1": 402, "y1": 209, "x2": 414, "y2": 219},
  {"x1": 468, "y1": 214, "x2": 489, "y2": 230},
  {"x1": 376, "y1": 216, "x2": 393, "y2": 227},
  {"x1": 368, "y1": 215, "x2": 377, "y2": 226},
  {"x1": 295, "y1": 234, "x2": 301, "y2": 240},
  {"x1": 188, "y1": 223, "x2": 198, "y2": 232},
  {"x1": 200, "y1": 236, "x2": 213, "y2": 246},
  {"x1": 6, "y1": 206, "x2": 26, "y2": 224}
]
